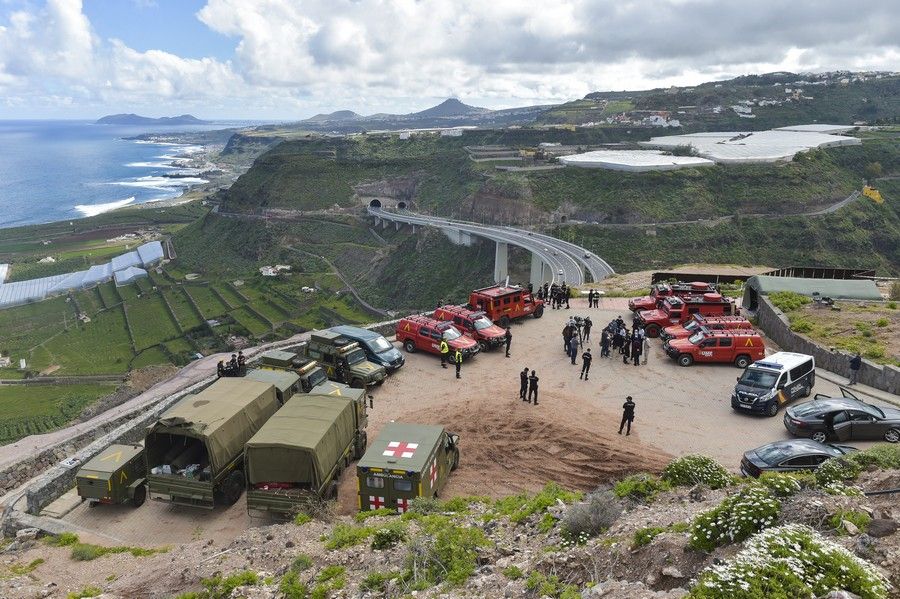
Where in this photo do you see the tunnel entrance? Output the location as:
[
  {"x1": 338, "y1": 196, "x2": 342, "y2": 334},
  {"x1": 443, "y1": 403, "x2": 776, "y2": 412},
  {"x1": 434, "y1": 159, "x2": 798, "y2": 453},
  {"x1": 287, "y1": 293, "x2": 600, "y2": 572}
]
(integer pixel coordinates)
[
  {"x1": 397, "y1": 201, "x2": 407, "y2": 210},
  {"x1": 369, "y1": 199, "x2": 382, "y2": 208}
]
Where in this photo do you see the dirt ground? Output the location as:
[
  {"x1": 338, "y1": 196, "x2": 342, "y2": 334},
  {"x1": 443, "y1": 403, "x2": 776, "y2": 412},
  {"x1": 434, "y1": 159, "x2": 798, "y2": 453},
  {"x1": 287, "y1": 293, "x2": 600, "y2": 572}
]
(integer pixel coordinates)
[
  {"x1": 794, "y1": 300, "x2": 900, "y2": 363},
  {"x1": 594, "y1": 264, "x2": 771, "y2": 294},
  {"x1": 47, "y1": 297, "x2": 893, "y2": 548}
]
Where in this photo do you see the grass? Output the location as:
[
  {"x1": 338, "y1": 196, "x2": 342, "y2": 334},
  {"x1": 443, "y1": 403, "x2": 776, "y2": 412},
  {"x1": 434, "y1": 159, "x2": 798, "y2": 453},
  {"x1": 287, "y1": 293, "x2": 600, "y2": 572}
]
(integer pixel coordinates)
[
  {"x1": 70, "y1": 541, "x2": 168, "y2": 561},
  {"x1": 127, "y1": 293, "x2": 181, "y2": 350},
  {"x1": 0, "y1": 383, "x2": 116, "y2": 445},
  {"x1": 183, "y1": 285, "x2": 230, "y2": 319},
  {"x1": 783, "y1": 301, "x2": 899, "y2": 365}
]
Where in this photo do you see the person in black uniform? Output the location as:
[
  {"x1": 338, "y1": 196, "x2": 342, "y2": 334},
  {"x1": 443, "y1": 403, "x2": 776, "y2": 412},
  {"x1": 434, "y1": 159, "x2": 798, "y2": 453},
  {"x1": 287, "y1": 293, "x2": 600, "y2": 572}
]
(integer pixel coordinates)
[
  {"x1": 237, "y1": 351, "x2": 246, "y2": 375},
  {"x1": 580, "y1": 348, "x2": 592, "y2": 380},
  {"x1": 520, "y1": 367, "x2": 529, "y2": 400},
  {"x1": 631, "y1": 335, "x2": 642, "y2": 366},
  {"x1": 504, "y1": 327, "x2": 512, "y2": 358},
  {"x1": 600, "y1": 329, "x2": 611, "y2": 358},
  {"x1": 528, "y1": 370, "x2": 539, "y2": 405},
  {"x1": 619, "y1": 396, "x2": 636, "y2": 435},
  {"x1": 583, "y1": 317, "x2": 592, "y2": 342},
  {"x1": 217, "y1": 360, "x2": 225, "y2": 378}
]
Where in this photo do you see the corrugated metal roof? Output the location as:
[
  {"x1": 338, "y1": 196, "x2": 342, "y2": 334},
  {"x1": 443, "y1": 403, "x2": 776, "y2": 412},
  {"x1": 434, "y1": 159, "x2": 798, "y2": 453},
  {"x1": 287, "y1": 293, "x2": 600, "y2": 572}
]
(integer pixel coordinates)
[{"x1": 744, "y1": 275, "x2": 882, "y2": 302}]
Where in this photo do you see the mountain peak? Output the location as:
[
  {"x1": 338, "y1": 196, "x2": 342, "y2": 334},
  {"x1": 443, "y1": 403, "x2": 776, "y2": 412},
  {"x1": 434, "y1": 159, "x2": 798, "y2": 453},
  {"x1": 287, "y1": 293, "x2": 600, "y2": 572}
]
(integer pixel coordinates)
[{"x1": 411, "y1": 98, "x2": 489, "y2": 118}]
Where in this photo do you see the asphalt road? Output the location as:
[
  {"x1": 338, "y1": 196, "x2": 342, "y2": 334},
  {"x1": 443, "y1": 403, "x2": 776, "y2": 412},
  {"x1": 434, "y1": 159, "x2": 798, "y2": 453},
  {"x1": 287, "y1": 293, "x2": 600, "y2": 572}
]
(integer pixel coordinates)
[{"x1": 368, "y1": 207, "x2": 614, "y2": 284}]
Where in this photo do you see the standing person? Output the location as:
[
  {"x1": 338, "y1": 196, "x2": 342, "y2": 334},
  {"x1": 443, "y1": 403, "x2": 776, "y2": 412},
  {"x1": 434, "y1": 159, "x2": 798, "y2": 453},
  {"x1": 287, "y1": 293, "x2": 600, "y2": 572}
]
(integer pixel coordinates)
[
  {"x1": 612, "y1": 327, "x2": 622, "y2": 353},
  {"x1": 600, "y1": 329, "x2": 611, "y2": 358},
  {"x1": 569, "y1": 335, "x2": 579, "y2": 365},
  {"x1": 237, "y1": 351, "x2": 246, "y2": 375},
  {"x1": 619, "y1": 396, "x2": 636, "y2": 435},
  {"x1": 542, "y1": 282, "x2": 549, "y2": 302},
  {"x1": 549, "y1": 283, "x2": 558, "y2": 309},
  {"x1": 454, "y1": 349, "x2": 463, "y2": 379},
  {"x1": 216, "y1": 360, "x2": 225, "y2": 378},
  {"x1": 504, "y1": 327, "x2": 512, "y2": 358},
  {"x1": 520, "y1": 367, "x2": 529, "y2": 400},
  {"x1": 631, "y1": 335, "x2": 642, "y2": 366},
  {"x1": 564, "y1": 285, "x2": 571, "y2": 309},
  {"x1": 439, "y1": 338, "x2": 449, "y2": 369},
  {"x1": 580, "y1": 348, "x2": 593, "y2": 380},
  {"x1": 622, "y1": 332, "x2": 631, "y2": 363},
  {"x1": 583, "y1": 317, "x2": 592, "y2": 342},
  {"x1": 642, "y1": 335, "x2": 650, "y2": 365},
  {"x1": 528, "y1": 370, "x2": 539, "y2": 405},
  {"x1": 848, "y1": 352, "x2": 862, "y2": 385},
  {"x1": 228, "y1": 354, "x2": 238, "y2": 375},
  {"x1": 586, "y1": 289, "x2": 593, "y2": 308},
  {"x1": 562, "y1": 324, "x2": 572, "y2": 352},
  {"x1": 527, "y1": 282, "x2": 533, "y2": 295}
]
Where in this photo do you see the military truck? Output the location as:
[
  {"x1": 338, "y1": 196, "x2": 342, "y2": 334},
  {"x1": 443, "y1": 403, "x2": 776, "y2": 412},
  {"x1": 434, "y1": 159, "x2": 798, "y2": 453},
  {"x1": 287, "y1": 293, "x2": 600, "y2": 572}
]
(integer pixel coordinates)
[
  {"x1": 299, "y1": 331, "x2": 387, "y2": 388},
  {"x1": 145, "y1": 378, "x2": 280, "y2": 508},
  {"x1": 258, "y1": 350, "x2": 330, "y2": 393},
  {"x1": 244, "y1": 368, "x2": 302, "y2": 405},
  {"x1": 245, "y1": 393, "x2": 368, "y2": 518},
  {"x1": 76, "y1": 443, "x2": 147, "y2": 508},
  {"x1": 357, "y1": 422, "x2": 459, "y2": 513}
]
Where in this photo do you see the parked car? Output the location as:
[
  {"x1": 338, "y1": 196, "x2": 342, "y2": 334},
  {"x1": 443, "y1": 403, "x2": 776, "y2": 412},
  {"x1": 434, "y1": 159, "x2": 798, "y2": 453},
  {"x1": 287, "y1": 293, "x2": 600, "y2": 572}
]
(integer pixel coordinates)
[
  {"x1": 331, "y1": 325, "x2": 405, "y2": 373},
  {"x1": 740, "y1": 439, "x2": 856, "y2": 477},
  {"x1": 731, "y1": 352, "x2": 815, "y2": 417},
  {"x1": 783, "y1": 389, "x2": 900, "y2": 443}
]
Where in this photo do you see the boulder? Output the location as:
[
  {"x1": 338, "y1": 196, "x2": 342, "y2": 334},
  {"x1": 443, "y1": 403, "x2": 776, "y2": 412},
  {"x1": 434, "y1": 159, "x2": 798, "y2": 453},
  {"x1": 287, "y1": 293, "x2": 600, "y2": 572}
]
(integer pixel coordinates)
[
  {"x1": 866, "y1": 518, "x2": 898, "y2": 538},
  {"x1": 841, "y1": 520, "x2": 860, "y2": 536},
  {"x1": 661, "y1": 566, "x2": 685, "y2": 579},
  {"x1": 15, "y1": 528, "x2": 39, "y2": 542}
]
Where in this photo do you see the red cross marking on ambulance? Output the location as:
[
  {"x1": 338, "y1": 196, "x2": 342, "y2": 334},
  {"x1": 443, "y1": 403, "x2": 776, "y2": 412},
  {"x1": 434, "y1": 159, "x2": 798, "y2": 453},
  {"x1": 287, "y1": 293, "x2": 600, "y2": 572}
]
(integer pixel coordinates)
[
  {"x1": 396, "y1": 498, "x2": 410, "y2": 513},
  {"x1": 369, "y1": 496, "x2": 385, "y2": 510},
  {"x1": 383, "y1": 441, "x2": 418, "y2": 459},
  {"x1": 429, "y1": 460, "x2": 437, "y2": 486}
]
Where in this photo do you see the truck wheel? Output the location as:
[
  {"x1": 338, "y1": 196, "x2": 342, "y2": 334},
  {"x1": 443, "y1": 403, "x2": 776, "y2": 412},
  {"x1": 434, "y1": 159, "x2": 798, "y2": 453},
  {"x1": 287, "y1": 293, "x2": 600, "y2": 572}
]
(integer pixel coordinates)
[
  {"x1": 350, "y1": 378, "x2": 364, "y2": 389},
  {"x1": 645, "y1": 324, "x2": 661, "y2": 338},
  {"x1": 131, "y1": 484, "x2": 147, "y2": 508},
  {"x1": 677, "y1": 354, "x2": 693, "y2": 367},
  {"x1": 219, "y1": 471, "x2": 245, "y2": 506},
  {"x1": 477, "y1": 340, "x2": 488, "y2": 353},
  {"x1": 499, "y1": 315, "x2": 510, "y2": 328},
  {"x1": 884, "y1": 428, "x2": 900, "y2": 443},
  {"x1": 327, "y1": 481, "x2": 339, "y2": 500},
  {"x1": 533, "y1": 306, "x2": 544, "y2": 318},
  {"x1": 766, "y1": 402, "x2": 779, "y2": 417},
  {"x1": 734, "y1": 355, "x2": 751, "y2": 369},
  {"x1": 450, "y1": 448, "x2": 460, "y2": 472},
  {"x1": 404, "y1": 340, "x2": 416, "y2": 353}
]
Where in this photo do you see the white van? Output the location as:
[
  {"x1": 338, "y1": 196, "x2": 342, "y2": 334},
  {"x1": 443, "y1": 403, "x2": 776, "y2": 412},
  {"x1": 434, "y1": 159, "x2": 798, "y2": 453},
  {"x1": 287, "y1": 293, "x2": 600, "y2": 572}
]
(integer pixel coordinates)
[{"x1": 731, "y1": 352, "x2": 815, "y2": 417}]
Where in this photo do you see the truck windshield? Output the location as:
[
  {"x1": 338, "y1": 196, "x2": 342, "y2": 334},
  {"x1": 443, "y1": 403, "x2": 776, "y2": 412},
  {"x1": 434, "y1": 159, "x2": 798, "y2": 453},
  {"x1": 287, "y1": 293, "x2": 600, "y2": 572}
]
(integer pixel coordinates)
[
  {"x1": 309, "y1": 369, "x2": 328, "y2": 387},
  {"x1": 442, "y1": 327, "x2": 462, "y2": 341},
  {"x1": 369, "y1": 337, "x2": 393, "y2": 352},
  {"x1": 738, "y1": 369, "x2": 780, "y2": 389},
  {"x1": 346, "y1": 349, "x2": 366, "y2": 365},
  {"x1": 473, "y1": 317, "x2": 494, "y2": 330},
  {"x1": 688, "y1": 332, "x2": 705, "y2": 344},
  {"x1": 684, "y1": 321, "x2": 700, "y2": 332}
]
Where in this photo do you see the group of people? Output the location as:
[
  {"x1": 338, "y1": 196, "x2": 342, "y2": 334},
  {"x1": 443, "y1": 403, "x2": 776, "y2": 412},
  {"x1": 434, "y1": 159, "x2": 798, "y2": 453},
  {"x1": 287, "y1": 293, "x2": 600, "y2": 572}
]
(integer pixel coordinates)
[
  {"x1": 599, "y1": 317, "x2": 649, "y2": 366},
  {"x1": 585, "y1": 289, "x2": 602, "y2": 308},
  {"x1": 536, "y1": 282, "x2": 571, "y2": 310},
  {"x1": 519, "y1": 367, "x2": 540, "y2": 404},
  {"x1": 216, "y1": 351, "x2": 246, "y2": 378},
  {"x1": 438, "y1": 339, "x2": 464, "y2": 379}
]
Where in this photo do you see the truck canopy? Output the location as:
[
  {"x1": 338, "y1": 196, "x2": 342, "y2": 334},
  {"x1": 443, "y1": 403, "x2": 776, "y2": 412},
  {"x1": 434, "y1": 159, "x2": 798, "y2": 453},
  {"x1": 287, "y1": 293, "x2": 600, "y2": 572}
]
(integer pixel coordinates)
[
  {"x1": 259, "y1": 350, "x2": 299, "y2": 368},
  {"x1": 246, "y1": 394, "x2": 355, "y2": 486},
  {"x1": 148, "y1": 378, "x2": 280, "y2": 474},
  {"x1": 358, "y1": 422, "x2": 445, "y2": 473},
  {"x1": 244, "y1": 369, "x2": 301, "y2": 396}
]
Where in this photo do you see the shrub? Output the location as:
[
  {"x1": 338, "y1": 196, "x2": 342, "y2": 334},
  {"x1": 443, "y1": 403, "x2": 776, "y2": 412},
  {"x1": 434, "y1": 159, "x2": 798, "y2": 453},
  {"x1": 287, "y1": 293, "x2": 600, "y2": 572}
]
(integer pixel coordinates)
[
  {"x1": 404, "y1": 514, "x2": 488, "y2": 587},
  {"x1": 538, "y1": 512, "x2": 557, "y2": 533},
  {"x1": 360, "y1": 570, "x2": 403, "y2": 592},
  {"x1": 323, "y1": 523, "x2": 374, "y2": 550},
  {"x1": 829, "y1": 509, "x2": 872, "y2": 535},
  {"x1": 201, "y1": 571, "x2": 259, "y2": 599},
  {"x1": 493, "y1": 483, "x2": 582, "y2": 524},
  {"x1": 290, "y1": 554, "x2": 313, "y2": 573},
  {"x1": 371, "y1": 524, "x2": 406, "y2": 550},
  {"x1": 815, "y1": 457, "x2": 861, "y2": 486},
  {"x1": 687, "y1": 524, "x2": 890, "y2": 599},
  {"x1": 67, "y1": 587, "x2": 102, "y2": 599},
  {"x1": 662, "y1": 455, "x2": 733, "y2": 489},
  {"x1": 279, "y1": 571, "x2": 308, "y2": 599},
  {"x1": 70, "y1": 542, "x2": 163, "y2": 561},
  {"x1": 633, "y1": 526, "x2": 666, "y2": 547},
  {"x1": 847, "y1": 444, "x2": 900, "y2": 470},
  {"x1": 613, "y1": 473, "x2": 671, "y2": 502},
  {"x1": 45, "y1": 532, "x2": 79, "y2": 547},
  {"x1": 789, "y1": 318, "x2": 813, "y2": 333},
  {"x1": 887, "y1": 301, "x2": 897, "y2": 310},
  {"x1": 293, "y1": 513, "x2": 312, "y2": 526},
  {"x1": 689, "y1": 485, "x2": 780, "y2": 552},
  {"x1": 355, "y1": 507, "x2": 396, "y2": 522},
  {"x1": 822, "y1": 482, "x2": 864, "y2": 497},
  {"x1": 502, "y1": 565, "x2": 524, "y2": 579},
  {"x1": 768, "y1": 291, "x2": 811, "y2": 313},
  {"x1": 524, "y1": 572, "x2": 581, "y2": 599},
  {"x1": 316, "y1": 565, "x2": 346, "y2": 587},
  {"x1": 561, "y1": 489, "x2": 623, "y2": 540},
  {"x1": 875, "y1": 317, "x2": 889, "y2": 327},
  {"x1": 757, "y1": 472, "x2": 802, "y2": 497},
  {"x1": 891, "y1": 282, "x2": 900, "y2": 302}
]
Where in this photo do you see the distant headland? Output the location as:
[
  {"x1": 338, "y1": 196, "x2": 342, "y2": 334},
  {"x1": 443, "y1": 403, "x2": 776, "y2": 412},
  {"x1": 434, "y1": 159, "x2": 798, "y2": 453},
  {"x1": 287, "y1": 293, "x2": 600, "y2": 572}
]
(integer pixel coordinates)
[{"x1": 95, "y1": 114, "x2": 209, "y2": 126}]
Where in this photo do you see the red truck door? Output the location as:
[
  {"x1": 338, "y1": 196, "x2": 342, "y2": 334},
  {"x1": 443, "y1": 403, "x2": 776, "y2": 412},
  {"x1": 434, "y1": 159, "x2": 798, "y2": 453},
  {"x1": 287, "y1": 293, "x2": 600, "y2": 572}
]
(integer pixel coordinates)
[
  {"x1": 714, "y1": 336, "x2": 734, "y2": 362},
  {"x1": 696, "y1": 337, "x2": 717, "y2": 362}
]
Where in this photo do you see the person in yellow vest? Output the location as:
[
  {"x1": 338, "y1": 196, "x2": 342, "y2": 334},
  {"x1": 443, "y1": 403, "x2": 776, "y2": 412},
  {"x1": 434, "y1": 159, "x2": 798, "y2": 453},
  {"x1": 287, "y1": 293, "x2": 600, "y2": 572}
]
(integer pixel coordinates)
[
  {"x1": 454, "y1": 349, "x2": 462, "y2": 379},
  {"x1": 439, "y1": 339, "x2": 449, "y2": 368}
]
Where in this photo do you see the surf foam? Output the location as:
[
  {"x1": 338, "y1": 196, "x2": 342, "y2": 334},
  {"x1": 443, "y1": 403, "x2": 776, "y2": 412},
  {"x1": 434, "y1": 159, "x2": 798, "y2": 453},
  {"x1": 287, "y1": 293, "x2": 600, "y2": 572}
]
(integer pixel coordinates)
[{"x1": 74, "y1": 196, "x2": 136, "y2": 217}]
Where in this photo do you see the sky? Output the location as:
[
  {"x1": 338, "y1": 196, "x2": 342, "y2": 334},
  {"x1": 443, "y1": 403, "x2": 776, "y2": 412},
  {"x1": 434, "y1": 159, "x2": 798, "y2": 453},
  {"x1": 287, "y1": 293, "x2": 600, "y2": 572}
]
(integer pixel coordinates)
[{"x1": 0, "y1": 0, "x2": 898, "y2": 120}]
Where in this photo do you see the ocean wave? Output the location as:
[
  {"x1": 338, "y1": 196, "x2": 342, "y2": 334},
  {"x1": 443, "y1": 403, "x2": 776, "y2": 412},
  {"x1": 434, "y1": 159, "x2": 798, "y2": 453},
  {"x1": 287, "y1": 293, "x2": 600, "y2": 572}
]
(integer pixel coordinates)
[
  {"x1": 74, "y1": 197, "x2": 136, "y2": 217},
  {"x1": 125, "y1": 161, "x2": 178, "y2": 168},
  {"x1": 110, "y1": 176, "x2": 208, "y2": 191}
]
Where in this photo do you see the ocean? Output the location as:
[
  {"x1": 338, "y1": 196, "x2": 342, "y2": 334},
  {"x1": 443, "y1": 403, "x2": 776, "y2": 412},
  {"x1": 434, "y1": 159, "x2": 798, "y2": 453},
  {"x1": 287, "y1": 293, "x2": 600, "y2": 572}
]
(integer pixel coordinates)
[{"x1": 0, "y1": 120, "x2": 241, "y2": 229}]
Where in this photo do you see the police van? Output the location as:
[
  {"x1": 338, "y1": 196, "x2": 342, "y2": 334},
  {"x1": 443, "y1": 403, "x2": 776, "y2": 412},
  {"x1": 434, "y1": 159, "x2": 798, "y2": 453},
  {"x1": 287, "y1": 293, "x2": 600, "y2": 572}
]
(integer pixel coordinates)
[{"x1": 731, "y1": 352, "x2": 815, "y2": 417}]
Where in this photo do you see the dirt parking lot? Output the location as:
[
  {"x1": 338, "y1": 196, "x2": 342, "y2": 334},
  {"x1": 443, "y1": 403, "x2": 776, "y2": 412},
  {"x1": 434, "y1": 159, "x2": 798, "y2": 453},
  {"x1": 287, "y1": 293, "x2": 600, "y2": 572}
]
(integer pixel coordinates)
[{"x1": 49, "y1": 297, "x2": 892, "y2": 546}]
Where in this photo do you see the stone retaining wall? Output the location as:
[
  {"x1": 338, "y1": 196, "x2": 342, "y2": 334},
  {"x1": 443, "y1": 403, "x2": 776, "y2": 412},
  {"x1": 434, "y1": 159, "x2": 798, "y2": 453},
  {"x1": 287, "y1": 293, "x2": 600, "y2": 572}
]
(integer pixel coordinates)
[{"x1": 756, "y1": 296, "x2": 900, "y2": 395}]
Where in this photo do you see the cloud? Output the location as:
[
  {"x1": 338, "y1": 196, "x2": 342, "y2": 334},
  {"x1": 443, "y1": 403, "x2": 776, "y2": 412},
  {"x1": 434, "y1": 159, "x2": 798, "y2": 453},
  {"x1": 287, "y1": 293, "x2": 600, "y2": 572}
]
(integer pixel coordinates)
[{"x1": 0, "y1": 0, "x2": 898, "y2": 117}]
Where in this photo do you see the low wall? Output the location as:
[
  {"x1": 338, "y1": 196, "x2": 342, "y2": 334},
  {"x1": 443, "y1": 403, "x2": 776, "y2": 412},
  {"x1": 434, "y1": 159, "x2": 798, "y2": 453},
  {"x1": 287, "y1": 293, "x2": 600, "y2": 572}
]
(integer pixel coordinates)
[{"x1": 756, "y1": 296, "x2": 900, "y2": 395}]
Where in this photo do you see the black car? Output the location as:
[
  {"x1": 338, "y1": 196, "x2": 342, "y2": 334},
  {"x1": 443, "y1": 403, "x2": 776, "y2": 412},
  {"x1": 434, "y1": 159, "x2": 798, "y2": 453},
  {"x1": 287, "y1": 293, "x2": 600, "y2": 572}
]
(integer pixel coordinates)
[
  {"x1": 330, "y1": 325, "x2": 405, "y2": 373},
  {"x1": 783, "y1": 388, "x2": 900, "y2": 444},
  {"x1": 740, "y1": 439, "x2": 856, "y2": 477}
]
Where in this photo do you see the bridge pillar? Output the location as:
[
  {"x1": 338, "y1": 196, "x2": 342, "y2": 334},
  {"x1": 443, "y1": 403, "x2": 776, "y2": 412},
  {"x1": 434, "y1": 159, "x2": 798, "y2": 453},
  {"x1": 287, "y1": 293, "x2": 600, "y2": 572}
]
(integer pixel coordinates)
[
  {"x1": 374, "y1": 217, "x2": 381, "y2": 227},
  {"x1": 395, "y1": 221, "x2": 402, "y2": 231},
  {"x1": 382, "y1": 219, "x2": 389, "y2": 229},
  {"x1": 530, "y1": 253, "x2": 549, "y2": 286},
  {"x1": 494, "y1": 242, "x2": 509, "y2": 283},
  {"x1": 442, "y1": 228, "x2": 473, "y2": 247}
]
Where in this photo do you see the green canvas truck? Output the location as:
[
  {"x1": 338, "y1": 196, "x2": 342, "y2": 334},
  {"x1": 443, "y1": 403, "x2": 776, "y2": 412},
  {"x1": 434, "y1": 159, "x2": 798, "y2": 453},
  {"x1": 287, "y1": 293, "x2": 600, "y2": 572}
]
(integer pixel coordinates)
[
  {"x1": 245, "y1": 393, "x2": 368, "y2": 518},
  {"x1": 145, "y1": 378, "x2": 280, "y2": 509},
  {"x1": 244, "y1": 368, "x2": 302, "y2": 405},
  {"x1": 76, "y1": 443, "x2": 147, "y2": 508},
  {"x1": 357, "y1": 422, "x2": 459, "y2": 514},
  {"x1": 299, "y1": 331, "x2": 387, "y2": 388},
  {"x1": 258, "y1": 349, "x2": 340, "y2": 393}
]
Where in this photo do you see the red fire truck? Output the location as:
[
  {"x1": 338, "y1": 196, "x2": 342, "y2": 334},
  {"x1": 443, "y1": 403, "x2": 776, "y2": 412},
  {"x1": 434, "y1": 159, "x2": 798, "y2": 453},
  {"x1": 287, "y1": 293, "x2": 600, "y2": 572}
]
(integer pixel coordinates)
[
  {"x1": 395, "y1": 315, "x2": 479, "y2": 358},
  {"x1": 635, "y1": 293, "x2": 737, "y2": 338},
  {"x1": 467, "y1": 284, "x2": 544, "y2": 328},
  {"x1": 628, "y1": 281, "x2": 717, "y2": 313},
  {"x1": 660, "y1": 314, "x2": 753, "y2": 341},
  {"x1": 663, "y1": 329, "x2": 765, "y2": 368},
  {"x1": 433, "y1": 305, "x2": 506, "y2": 352}
]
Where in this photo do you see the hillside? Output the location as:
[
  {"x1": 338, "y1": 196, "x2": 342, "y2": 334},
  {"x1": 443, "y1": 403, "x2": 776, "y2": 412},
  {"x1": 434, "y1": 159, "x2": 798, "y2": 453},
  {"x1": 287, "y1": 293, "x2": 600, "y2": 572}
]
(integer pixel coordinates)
[
  {"x1": 4, "y1": 450, "x2": 898, "y2": 598},
  {"x1": 94, "y1": 114, "x2": 208, "y2": 126},
  {"x1": 409, "y1": 98, "x2": 489, "y2": 118}
]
